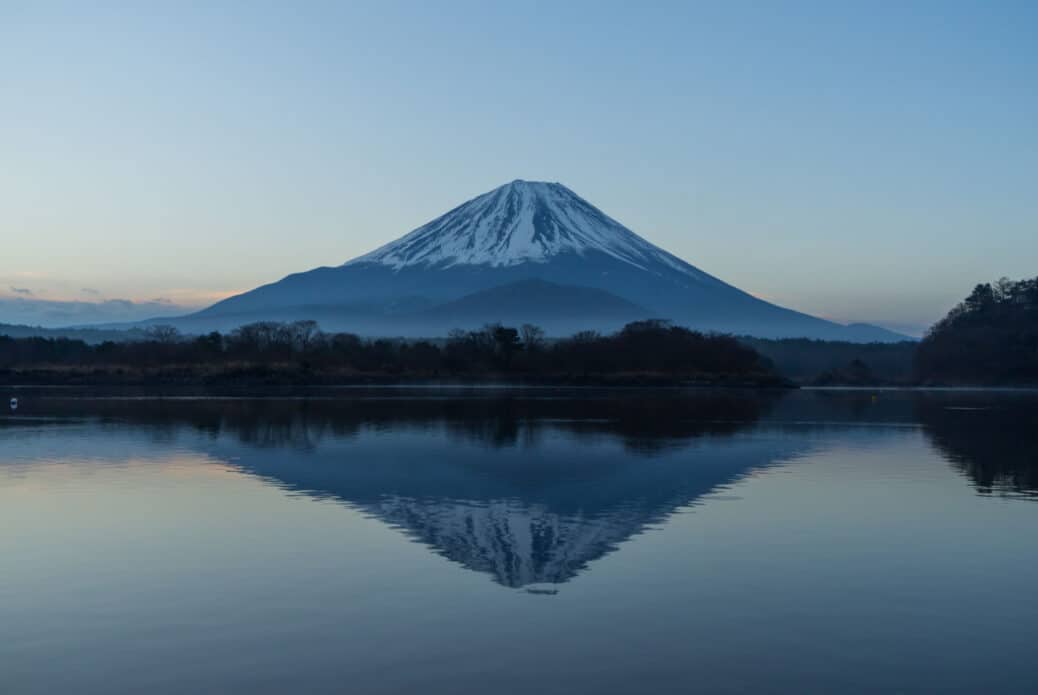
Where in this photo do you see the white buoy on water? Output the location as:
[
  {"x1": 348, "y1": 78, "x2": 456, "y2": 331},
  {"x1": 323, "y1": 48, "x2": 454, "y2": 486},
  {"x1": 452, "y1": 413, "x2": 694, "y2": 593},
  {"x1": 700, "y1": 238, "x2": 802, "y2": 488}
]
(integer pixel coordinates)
[{"x1": 9, "y1": 397, "x2": 17, "y2": 411}]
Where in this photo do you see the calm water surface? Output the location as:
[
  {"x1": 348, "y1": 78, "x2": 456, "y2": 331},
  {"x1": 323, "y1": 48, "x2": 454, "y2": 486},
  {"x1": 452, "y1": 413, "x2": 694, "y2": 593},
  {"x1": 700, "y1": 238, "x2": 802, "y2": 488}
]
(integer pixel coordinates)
[{"x1": 2, "y1": 388, "x2": 1037, "y2": 694}]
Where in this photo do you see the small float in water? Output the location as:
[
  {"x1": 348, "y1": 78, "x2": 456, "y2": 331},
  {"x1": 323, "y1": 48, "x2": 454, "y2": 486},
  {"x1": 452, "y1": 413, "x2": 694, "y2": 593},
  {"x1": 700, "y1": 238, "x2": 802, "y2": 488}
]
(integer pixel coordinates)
[{"x1": 9, "y1": 397, "x2": 17, "y2": 411}]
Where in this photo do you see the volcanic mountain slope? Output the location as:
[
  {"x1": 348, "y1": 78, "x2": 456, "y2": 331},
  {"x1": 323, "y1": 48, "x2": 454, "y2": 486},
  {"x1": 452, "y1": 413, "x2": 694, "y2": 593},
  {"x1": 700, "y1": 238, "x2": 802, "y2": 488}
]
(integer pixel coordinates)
[{"x1": 183, "y1": 180, "x2": 906, "y2": 341}]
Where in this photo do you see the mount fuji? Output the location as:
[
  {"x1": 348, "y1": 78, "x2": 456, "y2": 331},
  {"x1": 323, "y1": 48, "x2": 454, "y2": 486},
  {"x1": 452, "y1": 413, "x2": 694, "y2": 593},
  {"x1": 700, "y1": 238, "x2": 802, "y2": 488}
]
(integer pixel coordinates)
[{"x1": 180, "y1": 180, "x2": 905, "y2": 341}]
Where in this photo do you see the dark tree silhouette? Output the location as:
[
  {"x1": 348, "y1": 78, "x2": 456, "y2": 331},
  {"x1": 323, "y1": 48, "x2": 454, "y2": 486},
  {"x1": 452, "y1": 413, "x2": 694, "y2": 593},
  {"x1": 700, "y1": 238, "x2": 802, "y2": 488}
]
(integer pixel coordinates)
[
  {"x1": 916, "y1": 276, "x2": 1038, "y2": 384},
  {"x1": 0, "y1": 320, "x2": 784, "y2": 385}
]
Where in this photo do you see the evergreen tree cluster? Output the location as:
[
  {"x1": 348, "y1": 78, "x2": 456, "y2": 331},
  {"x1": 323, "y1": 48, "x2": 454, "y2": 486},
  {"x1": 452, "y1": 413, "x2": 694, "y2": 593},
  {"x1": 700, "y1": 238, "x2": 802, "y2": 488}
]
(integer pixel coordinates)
[{"x1": 916, "y1": 277, "x2": 1038, "y2": 384}]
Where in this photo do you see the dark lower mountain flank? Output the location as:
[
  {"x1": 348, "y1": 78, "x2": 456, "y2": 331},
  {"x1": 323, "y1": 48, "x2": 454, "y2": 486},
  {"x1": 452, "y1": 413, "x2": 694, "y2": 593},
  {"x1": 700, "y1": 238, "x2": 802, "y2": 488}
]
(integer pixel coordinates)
[{"x1": 415, "y1": 279, "x2": 651, "y2": 333}]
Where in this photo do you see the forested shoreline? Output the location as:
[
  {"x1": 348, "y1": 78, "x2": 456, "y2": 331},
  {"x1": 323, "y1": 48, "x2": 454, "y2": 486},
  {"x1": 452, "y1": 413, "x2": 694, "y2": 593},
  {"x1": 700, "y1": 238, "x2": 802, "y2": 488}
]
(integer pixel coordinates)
[
  {"x1": 749, "y1": 276, "x2": 1038, "y2": 386},
  {"x1": 0, "y1": 320, "x2": 789, "y2": 387},
  {"x1": 2, "y1": 276, "x2": 1035, "y2": 387}
]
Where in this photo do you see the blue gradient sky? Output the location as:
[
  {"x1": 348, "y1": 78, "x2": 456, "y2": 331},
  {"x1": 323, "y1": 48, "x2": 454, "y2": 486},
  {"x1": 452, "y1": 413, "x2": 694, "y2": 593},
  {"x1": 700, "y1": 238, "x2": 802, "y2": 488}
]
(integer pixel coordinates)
[{"x1": 3, "y1": 1, "x2": 1035, "y2": 334}]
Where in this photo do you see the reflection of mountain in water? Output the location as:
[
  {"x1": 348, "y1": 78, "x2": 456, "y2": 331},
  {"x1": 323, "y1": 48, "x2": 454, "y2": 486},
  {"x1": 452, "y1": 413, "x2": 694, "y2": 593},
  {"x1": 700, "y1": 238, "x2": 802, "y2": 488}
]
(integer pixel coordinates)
[
  {"x1": 10, "y1": 388, "x2": 1038, "y2": 585},
  {"x1": 183, "y1": 394, "x2": 813, "y2": 588},
  {"x1": 917, "y1": 393, "x2": 1038, "y2": 500},
  {"x1": 232, "y1": 429, "x2": 807, "y2": 588},
  {"x1": 13, "y1": 390, "x2": 812, "y2": 588},
  {"x1": 372, "y1": 497, "x2": 648, "y2": 588}
]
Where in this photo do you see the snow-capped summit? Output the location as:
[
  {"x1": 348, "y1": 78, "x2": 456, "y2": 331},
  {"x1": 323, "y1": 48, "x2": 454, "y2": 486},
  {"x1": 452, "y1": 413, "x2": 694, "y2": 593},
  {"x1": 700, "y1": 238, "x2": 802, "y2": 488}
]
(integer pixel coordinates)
[{"x1": 347, "y1": 179, "x2": 714, "y2": 283}]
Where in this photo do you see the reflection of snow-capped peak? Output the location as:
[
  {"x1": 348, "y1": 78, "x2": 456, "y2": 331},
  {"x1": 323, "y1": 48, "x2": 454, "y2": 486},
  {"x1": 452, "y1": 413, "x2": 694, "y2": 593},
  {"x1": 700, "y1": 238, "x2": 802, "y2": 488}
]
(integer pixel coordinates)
[
  {"x1": 347, "y1": 180, "x2": 714, "y2": 282},
  {"x1": 368, "y1": 496, "x2": 662, "y2": 588}
]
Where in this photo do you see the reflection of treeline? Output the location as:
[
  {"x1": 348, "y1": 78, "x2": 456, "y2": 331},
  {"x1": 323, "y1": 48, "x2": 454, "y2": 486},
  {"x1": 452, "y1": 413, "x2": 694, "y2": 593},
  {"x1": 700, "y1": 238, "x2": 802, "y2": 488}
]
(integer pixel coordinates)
[
  {"x1": 8, "y1": 390, "x2": 778, "y2": 455},
  {"x1": 0, "y1": 319, "x2": 784, "y2": 385},
  {"x1": 918, "y1": 394, "x2": 1038, "y2": 499},
  {"x1": 916, "y1": 277, "x2": 1038, "y2": 384}
]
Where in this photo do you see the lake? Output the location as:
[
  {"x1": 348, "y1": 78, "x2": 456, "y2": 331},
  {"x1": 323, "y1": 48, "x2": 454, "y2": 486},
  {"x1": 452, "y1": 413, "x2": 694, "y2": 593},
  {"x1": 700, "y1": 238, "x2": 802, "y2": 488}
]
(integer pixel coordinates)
[{"x1": 2, "y1": 387, "x2": 1037, "y2": 694}]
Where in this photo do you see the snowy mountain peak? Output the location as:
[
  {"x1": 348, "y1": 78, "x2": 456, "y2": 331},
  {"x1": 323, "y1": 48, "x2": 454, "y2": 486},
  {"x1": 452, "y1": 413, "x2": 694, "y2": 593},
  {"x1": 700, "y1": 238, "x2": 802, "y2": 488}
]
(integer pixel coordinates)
[
  {"x1": 190, "y1": 180, "x2": 909, "y2": 341},
  {"x1": 346, "y1": 180, "x2": 706, "y2": 279}
]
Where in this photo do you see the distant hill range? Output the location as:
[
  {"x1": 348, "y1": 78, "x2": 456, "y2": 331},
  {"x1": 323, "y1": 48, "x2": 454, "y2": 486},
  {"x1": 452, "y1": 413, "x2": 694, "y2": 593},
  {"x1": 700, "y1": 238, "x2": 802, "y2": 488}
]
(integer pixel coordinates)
[
  {"x1": 0, "y1": 322, "x2": 149, "y2": 344},
  {"x1": 102, "y1": 180, "x2": 910, "y2": 341}
]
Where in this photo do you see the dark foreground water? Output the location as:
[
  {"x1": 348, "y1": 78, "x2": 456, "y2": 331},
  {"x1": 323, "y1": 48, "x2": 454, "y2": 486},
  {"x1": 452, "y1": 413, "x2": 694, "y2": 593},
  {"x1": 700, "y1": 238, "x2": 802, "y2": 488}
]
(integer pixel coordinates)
[{"x1": 2, "y1": 388, "x2": 1037, "y2": 694}]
